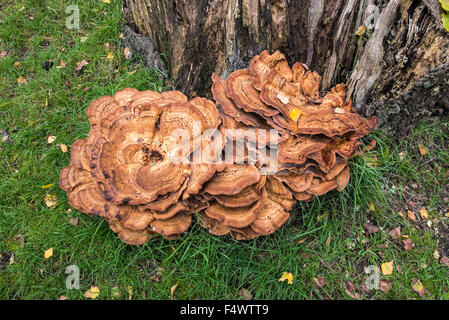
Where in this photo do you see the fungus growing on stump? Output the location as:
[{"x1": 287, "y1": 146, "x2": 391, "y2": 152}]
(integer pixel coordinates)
[{"x1": 60, "y1": 50, "x2": 377, "y2": 244}]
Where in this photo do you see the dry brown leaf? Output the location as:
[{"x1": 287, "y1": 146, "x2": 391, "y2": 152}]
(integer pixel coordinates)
[
  {"x1": 297, "y1": 238, "x2": 307, "y2": 244},
  {"x1": 440, "y1": 256, "x2": 449, "y2": 267},
  {"x1": 363, "y1": 223, "x2": 379, "y2": 234},
  {"x1": 345, "y1": 288, "x2": 360, "y2": 299},
  {"x1": 390, "y1": 226, "x2": 401, "y2": 240},
  {"x1": 325, "y1": 236, "x2": 331, "y2": 247},
  {"x1": 238, "y1": 288, "x2": 253, "y2": 300},
  {"x1": 313, "y1": 276, "x2": 326, "y2": 288},
  {"x1": 402, "y1": 238, "x2": 414, "y2": 251},
  {"x1": 379, "y1": 280, "x2": 391, "y2": 293},
  {"x1": 407, "y1": 210, "x2": 417, "y2": 222},
  {"x1": 76, "y1": 60, "x2": 89, "y2": 71},
  {"x1": 124, "y1": 47, "x2": 132, "y2": 60},
  {"x1": 57, "y1": 295, "x2": 67, "y2": 300},
  {"x1": 69, "y1": 217, "x2": 79, "y2": 226},
  {"x1": 44, "y1": 194, "x2": 58, "y2": 208}
]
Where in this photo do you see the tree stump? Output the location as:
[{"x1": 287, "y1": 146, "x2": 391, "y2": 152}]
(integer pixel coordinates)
[{"x1": 122, "y1": 0, "x2": 449, "y2": 134}]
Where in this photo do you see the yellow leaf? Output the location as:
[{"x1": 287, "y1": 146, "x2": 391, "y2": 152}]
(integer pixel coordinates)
[
  {"x1": 289, "y1": 108, "x2": 301, "y2": 123},
  {"x1": 412, "y1": 279, "x2": 424, "y2": 293},
  {"x1": 13, "y1": 61, "x2": 21, "y2": 67},
  {"x1": 418, "y1": 144, "x2": 428, "y2": 156},
  {"x1": 170, "y1": 281, "x2": 179, "y2": 297},
  {"x1": 278, "y1": 272, "x2": 293, "y2": 285},
  {"x1": 17, "y1": 76, "x2": 26, "y2": 84},
  {"x1": 381, "y1": 261, "x2": 393, "y2": 276},
  {"x1": 58, "y1": 143, "x2": 68, "y2": 153},
  {"x1": 355, "y1": 25, "x2": 367, "y2": 36},
  {"x1": 419, "y1": 208, "x2": 428, "y2": 220},
  {"x1": 369, "y1": 202, "x2": 375, "y2": 212},
  {"x1": 41, "y1": 183, "x2": 54, "y2": 189},
  {"x1": 445, "y1": 212, "x2": 449, "y2": 218},
  {"x1": 127, "y1": 286, "x2": 133, "y2": 300},
  {"x1": 106, "y1": 52, "x2": 114, "y2": 60},
  {"x1": 119, "y1": 33, "x2": 124, "y2": 39},
  {"x1": 103, "y1": 0, "x2": 111, "y2": 4},
  {"x1": 84, "y1": 286, "x2": 100, "y2": 299},
  {"x1": 44, "y1": 248, "x2": 53, "y2": 259},
  {"x1": 44, "y1": 194, "x2": 58, "y2": 208},
  {"x1": 440, "y1": 0, "x2": 449, "y2": 11}
]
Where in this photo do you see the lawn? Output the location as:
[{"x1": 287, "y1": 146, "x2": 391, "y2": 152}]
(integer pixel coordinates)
[{"x1": 0, "y1": 0, "x2": 448, "y2": 300}]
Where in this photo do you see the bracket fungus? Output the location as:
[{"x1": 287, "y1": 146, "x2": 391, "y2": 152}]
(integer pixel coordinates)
[{"x1": 60, "y1": 50, "x2": 377, "y2": 244}]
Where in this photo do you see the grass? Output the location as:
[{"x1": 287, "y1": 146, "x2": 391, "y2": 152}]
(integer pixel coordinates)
[{"x1": 0, "y1": 0, "x2": 448, "y2": 300}]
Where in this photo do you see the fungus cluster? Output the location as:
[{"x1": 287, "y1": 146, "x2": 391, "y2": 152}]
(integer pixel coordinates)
[{"x1": 60, "y1": 50, "x2": 377, "y2": 244}]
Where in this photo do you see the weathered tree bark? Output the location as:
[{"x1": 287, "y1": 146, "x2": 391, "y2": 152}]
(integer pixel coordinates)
[{"x1": 122, "y1": 0, "x2": 449, "y2": 133}]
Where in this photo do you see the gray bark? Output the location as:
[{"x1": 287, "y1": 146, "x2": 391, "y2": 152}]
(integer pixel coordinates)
[{"x1": 122, "y1": 0, "x2": 449, "y2": 134}]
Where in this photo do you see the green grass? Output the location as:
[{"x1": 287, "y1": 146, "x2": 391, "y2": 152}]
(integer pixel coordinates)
[{"x1": 0, "y1": 0, "x2": 448, "y2": 300}]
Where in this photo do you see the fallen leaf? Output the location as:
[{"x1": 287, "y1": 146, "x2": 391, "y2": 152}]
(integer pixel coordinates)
[
  {"x1": 119, "y1": 33, "x2": 124, "y2": 39},
  {"x1": 47, "y1": 135, "x2": 56, "y2": 144},
  {"x1": 112, "y1": 287, "x2": 121, "y2": 297},
  {"x1": 80, "y1": 36, "x2": 88, "y2": 43},
  {"x1": 56, "y1": 60, "x2": 66, "y2": 69},
  {"x1": 103, "y1": 0, "x2": 111, "y2": 3},
  {"x1": 297, "y1": 238, "x2": 307, "y2": 244},
  {"x1": 419, "y1": 208, "x2": 428, "y2": 220},
  {"x1": 433, "y1": 250, "x2": 440, "y2": 260},
  {"x1": 445, "y1": 212, "x2": 449, "y2": 218},
  {"x1": 57, "y1": 143, "x2": 68, "y2": 153},
  {"x1": 379, "y1": 280, "x2": 391, "y2": 293},
  {"x1": 402, "y1": 238, "x2": 414, "y2": 250},
  {"x1": 57, "y1": 295, "x2": 67, "y2": 300},
  {"x1": 238, "y1": 288, "x2": 253, "y2": 300},
  {"x1": 44, "y1": 248, "x2": 53, "y2": 259},
  {"x1": 0, "y1": 51, "x2": 7, "y2": 59},
  {"x1": 105, "y1": 52, "x2": 114, "y2": 61},
  {"x1": 346, "y1": 281, "x2": 355, "y2": 292},
  {"x1": 398, "y1": 151, "x2": 406, "y2": 160},
  {"x1": 75, "y1": 60, "x2": 89, "y2": 71},
  {"x1": 355, "y1": 25, "x2": 367, "y2": 36},
  {"x1": 313, "y1": 276, "x2": 326, "y2": 288},
  {"x1": 278, "y1": 272, "x2": 293, "y2": 285},
  {"x1": 69, "y1": 217, "x2": 79, "y2": 226},
  {"x1": 363, "y1": 223, "x2": 379, "y2": 234},
  {"x1": 289, "y1": 108, "x2": 301, "y2": 123},
  {"x1": 84, "y1": 286, "x2": 100, "y2": 299},
  {"x1": 411, "y1": 278, "x2": 426, "y2": 297},
  {"x1": 325, "y1": 236, "x2": 331, "y2": 247},
  {"x1": 170, "y1": 281, "x2": 179, "y2": 297},
  {"x1": 369, "y1": 202, "x2": 375, "y2": 212},
  {"x1": 44, "y1": 194, "x2": 58, "y2": 208},
  {"x1": 17, "y1": 76, "x2": 27, "y2": 84},
  {"x1": 390, "y1": 226, "x2": 401, "y2": 240},
  {"x1": 13, "y1": 61, "x2": 21, "y2": 68},
  {"x1": 418, "y1": 144, "x2": 428, "y2": 156},
  {"x1": 124, "y1": 47, "x2": 132, "y2": 59},
  {"x1": 407, "y1": 210, "x2": 417, "y2": 222},
  {"x1": 440, "y1": 256, "x2": 449, "y2": 267},
  {"x1": 345, "y1": 288, "x2": 360, "y2": 299},
  {"x1": 127, "y1": 286, "x2": 133, "y2": 300},
  {"x1": 381, "y1": 261, "x2": 393, "y2": 276},
  {"x1": 41, "y1": 183, "x2": 54, "y2": 189},
  {"x1": 333, "y1": 107, "x2": 346, "y2": 114}
]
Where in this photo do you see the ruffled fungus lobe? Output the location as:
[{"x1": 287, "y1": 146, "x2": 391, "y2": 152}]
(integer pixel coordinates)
[
  {"x1": 60, "y1": 88, "x2": 224, "y2": 244},
  {"x1": 60, "y1": 50, "x2": 377, "y2": 244}
]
